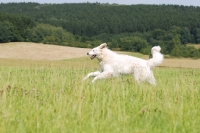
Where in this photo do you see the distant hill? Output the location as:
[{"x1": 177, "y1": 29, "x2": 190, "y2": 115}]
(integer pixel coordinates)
[
  {"x1": 0, "y1": 3, "x2": 200, "y2": 37},
  {"x1": 1, "y1": 3, "x2": 200, "y2": 58}
]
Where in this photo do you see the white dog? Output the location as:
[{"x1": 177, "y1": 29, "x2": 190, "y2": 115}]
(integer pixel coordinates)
[{"x1": 83, "y1": 43, "x2": 163, "y2": 85}]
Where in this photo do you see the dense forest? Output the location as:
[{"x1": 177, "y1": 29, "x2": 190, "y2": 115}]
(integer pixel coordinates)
[{"x1": 1, "y1": 2, "x2": 200, "y2": 58}]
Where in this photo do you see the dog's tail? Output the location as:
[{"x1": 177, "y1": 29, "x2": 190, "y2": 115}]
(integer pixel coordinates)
[{"x1": 147, "y1": 46, "x2": 164, "y2": 68}]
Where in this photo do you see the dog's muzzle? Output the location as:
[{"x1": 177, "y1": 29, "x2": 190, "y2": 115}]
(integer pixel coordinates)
[{"x1": 87, "y1": 53, "x2": 96, "y2": 59}]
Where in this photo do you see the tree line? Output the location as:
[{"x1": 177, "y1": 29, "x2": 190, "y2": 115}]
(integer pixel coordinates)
[{"x1": 1, "y1": 2, "x2": 200, "y2": 58}]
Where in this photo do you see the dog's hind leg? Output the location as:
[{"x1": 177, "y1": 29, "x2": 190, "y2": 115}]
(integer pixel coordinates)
[
  {"x1": 83, "y1": 71, "x2": 101, "y2": 81},
  {"x1": 133, "y1": 69, "x2": 147, "y2": 84},
  {"x1": 146, "y1": 71, "x2": 156, "y2": 85}
]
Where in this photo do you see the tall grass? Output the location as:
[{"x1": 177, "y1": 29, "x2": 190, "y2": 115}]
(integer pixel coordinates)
[{"x1": 0, "y1": 59, "x2": 200, "y2": 133}]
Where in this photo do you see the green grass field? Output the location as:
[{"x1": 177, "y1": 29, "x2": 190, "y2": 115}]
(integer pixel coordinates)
[{"x1": 0, "y1": 58, "x2": 200, "y2": 133}]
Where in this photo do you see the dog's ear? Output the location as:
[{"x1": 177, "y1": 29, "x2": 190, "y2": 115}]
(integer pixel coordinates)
[{"x1": 99, "y1": 43, "x2": 107, "y2": 49}]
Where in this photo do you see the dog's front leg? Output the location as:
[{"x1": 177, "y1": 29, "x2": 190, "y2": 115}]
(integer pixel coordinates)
[
  {"x1": 91, "y1": 71, "x2": 112, "y2": 83},
  {"x1": 83, "y1": 71, "x2": 101, "y2": 81}
]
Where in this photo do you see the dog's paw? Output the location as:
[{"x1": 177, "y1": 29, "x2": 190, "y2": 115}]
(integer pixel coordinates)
[
  {"x1": 91, "y1": 79, "x2": 96, "y2": 83},
  {"x1": 83, "y1": 77, "x2": 88, "y2": 81}
]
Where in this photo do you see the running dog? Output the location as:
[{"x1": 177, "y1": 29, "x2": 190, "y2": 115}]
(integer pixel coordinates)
[{"x1": 83, "y1": 43, "x2": 163, "y2": 85}]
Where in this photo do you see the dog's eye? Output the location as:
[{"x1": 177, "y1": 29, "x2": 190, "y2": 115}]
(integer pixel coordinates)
[{"x1": 93, "y1": 50, "x2": 95, "y2": 52}]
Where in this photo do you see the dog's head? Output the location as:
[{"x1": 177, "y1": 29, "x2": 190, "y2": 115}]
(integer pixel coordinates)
[{"x1": 87, "y1": 43, "x2": 107, "y2": 59}]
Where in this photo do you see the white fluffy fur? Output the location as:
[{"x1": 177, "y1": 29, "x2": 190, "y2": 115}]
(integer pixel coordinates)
[{"x1": 83, "y1": 43, "x2": 163, "y2": 85}]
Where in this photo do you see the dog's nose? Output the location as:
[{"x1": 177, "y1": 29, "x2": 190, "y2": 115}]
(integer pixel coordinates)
[{"x1": 87, "y1": 52, "x2": 89, "y2": 55}]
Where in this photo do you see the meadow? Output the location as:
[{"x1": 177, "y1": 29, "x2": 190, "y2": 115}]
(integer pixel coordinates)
[{"x1": 0, "y1": 57, "x2": 200, "y2": 133}]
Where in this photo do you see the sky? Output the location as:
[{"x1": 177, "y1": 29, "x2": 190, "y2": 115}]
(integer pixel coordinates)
[{"x1": 1, "y1": 0, "x2": 200, "y2": 7}]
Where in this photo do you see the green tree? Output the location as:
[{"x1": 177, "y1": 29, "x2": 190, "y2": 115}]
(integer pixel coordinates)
[
  {"x1": 181, "y1": 27, "x2": 191, "y2": 44},
  {"x1": 0, "y1": 21, "x2": 16, "y2": 42},
  {"x1": 193, "y1": 28, "x2": 200, "y2": 44},
  {"x1": 26, "y1": 24, "x2": 74, "y2": 44},
  {"x1": 119, "y1": 36, "x2": 148, "y2": 52}
]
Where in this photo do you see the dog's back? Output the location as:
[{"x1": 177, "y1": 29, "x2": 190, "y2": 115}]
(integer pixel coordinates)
[{"x1": 100, "y1": 48, "x2": 149, "y2": 75}]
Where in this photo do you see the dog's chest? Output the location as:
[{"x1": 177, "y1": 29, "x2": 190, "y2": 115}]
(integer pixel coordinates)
[{"x1": 99, "y1": 61, "x2": 105, "y2": 70}]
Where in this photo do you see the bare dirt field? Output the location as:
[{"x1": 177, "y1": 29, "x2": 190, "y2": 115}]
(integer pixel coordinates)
[
  {"x1": 0, "y1": 42, "x2": 200, "y2": 68},
  {"x1": 161, "y1": 58, "x2": 200, "y2": 69},
  {"x1": 187, "y1": 44, "x2": 200, "y2": 49},
  {"x1": 0, "y1": 42, "x2": 91, "y2": 60}
]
